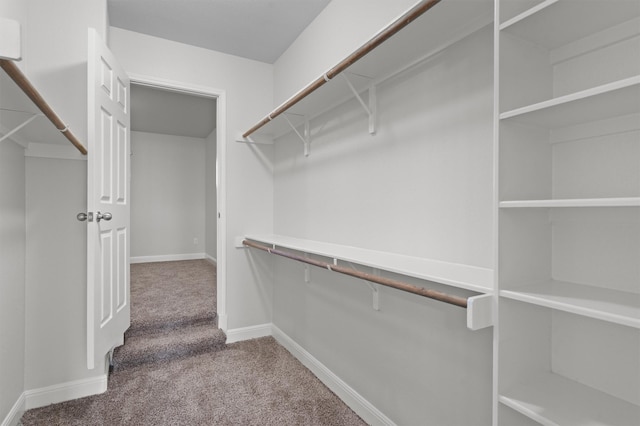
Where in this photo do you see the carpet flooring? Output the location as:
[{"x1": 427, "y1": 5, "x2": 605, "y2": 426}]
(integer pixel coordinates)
[{"x1": 20, "y1": 260, "x2": 366, "y2": 426}]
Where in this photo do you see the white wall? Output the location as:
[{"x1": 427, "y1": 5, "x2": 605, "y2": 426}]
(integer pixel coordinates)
[
  {"x1": 24, "y1": 158, "x2": 89, "y2": 390},
  {"x1": 109, "y1": 27, "x2": 274, "y2": 330},
  {"x1": 22, "y1": 0, "x2": 109, "y2": 389},
  {"x1": 273, "y1": 0, "x2": 417, "y2": 105},
  {"x1": 269, "y1": 1, "x2": 494, "y2": 424},
  {"x1": 0, "y1": 140, "x2": 26, "y2": 424},
  {"x1": 0, "y1": 1, "x2": 29, "y2": 422},
  {"x1": 130, "y1": 131, "x2": 206, "y2": 260},
  {"x1": 205, "y1": 129, "x2": 217, "y2": 261},
  {"x1": 1, "y1": 0, "x2": 108, "y2": 418}
]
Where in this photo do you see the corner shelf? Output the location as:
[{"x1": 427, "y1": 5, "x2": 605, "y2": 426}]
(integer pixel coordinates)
[
  {"x1": 500, "y1": 280, "x2": 640, "y2": 329},
  {"x1": 500, "y1": 372, "x2": 640, "y2": 426}
]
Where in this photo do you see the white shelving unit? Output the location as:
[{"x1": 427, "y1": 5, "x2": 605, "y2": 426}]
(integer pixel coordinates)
[
  {"x1": 243, "y1": 234, "x2": 494, "y2": 331},
  {"x1": 244, "y1": 234, "x2": 494, "y2": 293},
  {"x1": 241, "y1": 0, "x2": 493, "y2": 144},
  {"x1": 240, "y1": 0, "x2": 639, "y2": 423},
  {"x1": 497, "y1": 0, "x2": 640, "y2": 424}
]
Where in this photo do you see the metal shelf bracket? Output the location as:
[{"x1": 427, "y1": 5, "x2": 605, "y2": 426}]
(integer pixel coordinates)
[
  {"x1": 235, "y1": 132, "x2": 274, "y2": 145},
  {"x1": 0, "y1": 111, "x2": 42, "y2": 144},
  {"x1": 282, "y1": 113, "x2": 310, "y2": 157},
  {"x1": 340, "y1": 72, "x2": 377, "y2": 135},
  {"x1": 349, "y1": 262, "x2": 381, "y2": 311}
]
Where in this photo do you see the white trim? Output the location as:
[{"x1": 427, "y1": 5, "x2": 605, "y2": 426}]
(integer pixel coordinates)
[
  {"x1": 127, "y1": 72, "x2": 228, "y2": 344},
  {"x1": 205, "y1": 254, "x2": 217, "y2": 264},
  {"x1": 217, "y1": 313, "x2": 228, "y2": 331},
  {"x1": 130, "y1": 253, "x2": 205, "y2": 264},
  {"x1": 271, "y1": 325, "x2": 396, "y2": 426},
  {"x1": 1, "y1": 392, "x2": 25, "y2": 426},
  {"x1": 24, "y1": 375, "x2": 108, "y2": 410},
  {"x1": 225, "y1": 323, "x2": 272, "y2": 344}
]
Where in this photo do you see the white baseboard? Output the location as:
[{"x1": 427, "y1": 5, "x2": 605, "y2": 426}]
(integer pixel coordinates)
[
  {"x1": 130, "y1": 253, "x2": 205, "y2": 264},
  {"x1": 1, "y1": 392, "x2": 25, "y2": 426},
  {"x1": 24, "y1": 375, "x2": 108, "y2": 410},
  {"x1": 225, "y1": 323, "x2": 272, "y2": 344},
  {"x1": 272, "y1": 325, "x2": 396, "y2": 426},
  {"x1": 217, "y1": 313, "x2": 228, "y2": 331},
  {"x1": 205, "y1": 254, "x2": 217, "y2": 264}
]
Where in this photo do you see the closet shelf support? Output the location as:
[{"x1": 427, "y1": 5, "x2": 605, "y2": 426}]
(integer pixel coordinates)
[
  {"x1": 0, "y1": 58, "x2": 88, "y2": 155},
  {"x1": 282, "y1": 113, "x2": 310, "y2": 157},
  {"x1": 0, "y1": 113, "x2": 41, "y2": 143},
  {"x1": 341, "y1": 73, "x2": 377, "y2": 135}
]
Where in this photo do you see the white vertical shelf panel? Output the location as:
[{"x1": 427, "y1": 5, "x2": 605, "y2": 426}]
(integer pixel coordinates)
[{"x1": 499, "y1": 372, "x2": 640, "y2": 426}]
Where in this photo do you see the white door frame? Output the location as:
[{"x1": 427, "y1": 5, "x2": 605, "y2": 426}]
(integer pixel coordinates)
[{"x1": 127, "y1": 72, "x2": 228, "y2": 331}]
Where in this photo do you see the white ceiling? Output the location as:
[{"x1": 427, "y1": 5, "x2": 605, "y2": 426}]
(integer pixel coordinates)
[
  {"x1": 112, "y1": 0, "x2": 331, "y2": 139},
  {"x1": 108, "y1": 0, "x2": 332, "y2": 64},
  {"x1": 130, "y1": 85, "x2": 217, "y2": 138}
]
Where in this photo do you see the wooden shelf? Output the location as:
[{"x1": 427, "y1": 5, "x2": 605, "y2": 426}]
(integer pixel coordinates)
[
  {"x1": 244, "y1": 0, "x2": 492, "y2": 140},
  {"x1": 244, "y1": 234, "x2": 493, "y2": 293},
  {"x1": 500, "y1": 372, "x2": 640, "y2": 426},
  {"x1": 500, "y1": 0, "x2": 640, "y2": 50},
  {"x1": 499, "y1": 197, "x2": 640, "y2": 208},
  {"x1": 500, "y1": 280, "x2": 640, "y2": 329},
  {"x1": 499, "y1": 76, "x2": 640, "y2": 128}
]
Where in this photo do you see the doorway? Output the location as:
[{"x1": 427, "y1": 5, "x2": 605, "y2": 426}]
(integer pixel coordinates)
[{"x1": 127, "y1": 75, "x2": 227, "y2": 331}]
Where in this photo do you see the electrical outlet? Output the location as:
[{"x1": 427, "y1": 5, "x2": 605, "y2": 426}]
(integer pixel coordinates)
[{"x1": 193, "y1": 238, "x2": 198, "y2": 245}]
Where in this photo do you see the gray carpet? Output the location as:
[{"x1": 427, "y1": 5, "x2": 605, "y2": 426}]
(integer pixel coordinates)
[
  {"x1": 20, "y1": 260, "x2": 366, "y2": 426},
  {"x1": 112, "y1": 259, "x2": 225, "y2": 371},
  {"x1": 128, "y1": 259, "x2": 218, "y2": 334}
]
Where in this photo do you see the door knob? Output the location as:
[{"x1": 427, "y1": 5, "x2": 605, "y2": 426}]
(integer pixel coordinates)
[
  {"x1": 77, "y1": 212, "x2": 94, "y2": 222},
  {"x1": 96, "y1": 212, "x2": 112, "y2": 222}
]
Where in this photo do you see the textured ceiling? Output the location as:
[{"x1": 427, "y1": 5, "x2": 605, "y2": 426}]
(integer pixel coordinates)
[{"x1": 108, "y1": 0, "x2": 332, "y2": 64}]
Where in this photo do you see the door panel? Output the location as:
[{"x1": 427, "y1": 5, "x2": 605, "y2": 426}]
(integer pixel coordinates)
[{"x1": 87, "y1": 28, "x2": 130, "y2": 370}]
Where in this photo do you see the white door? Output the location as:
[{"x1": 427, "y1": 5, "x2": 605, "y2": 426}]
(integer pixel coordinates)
[{"x1": 86, "y1": 28, "x2": 130, "y2": 370}]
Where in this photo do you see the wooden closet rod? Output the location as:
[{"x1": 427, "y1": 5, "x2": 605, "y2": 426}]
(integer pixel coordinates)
[
  {"x1": 242, "y1": 0, "x2": 442, "y2": 138},
  {"x1": 0, "y1": 59, "x2": 88, "y2": 155},
  {"x1": 243, "y1": 239, "x2": 468, "y2": 308}
]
